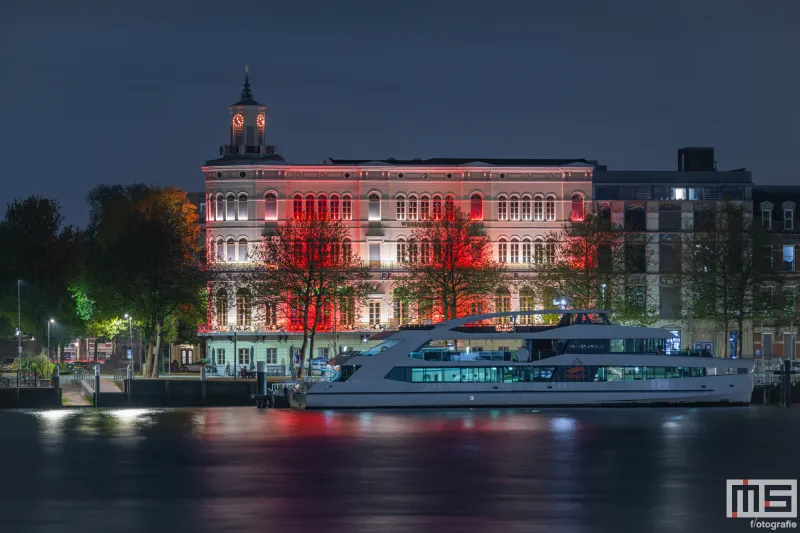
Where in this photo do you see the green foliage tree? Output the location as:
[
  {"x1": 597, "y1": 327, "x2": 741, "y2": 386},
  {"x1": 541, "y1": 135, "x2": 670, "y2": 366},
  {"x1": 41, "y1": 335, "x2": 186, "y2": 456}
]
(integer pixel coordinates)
[
  {"x1": 392, "y1": 208, "x2": 505, "y2": 321},
  {"x1": 537, "y1": 212, "x2": 659, "y2": 326},
  {"x1": 86, "y1": 185, "x2": 206, "y2": 377}
]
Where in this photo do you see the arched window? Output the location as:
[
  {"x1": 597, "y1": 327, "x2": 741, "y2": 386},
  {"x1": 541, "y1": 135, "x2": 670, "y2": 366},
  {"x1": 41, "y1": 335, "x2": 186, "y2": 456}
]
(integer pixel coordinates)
[
  {"x1": 342, "y1": 238, "x2": 352, "y2": 260},
  {"x1": 396, "y1": 237, "x2": 406, "y2": 263},
  {"x1": 519, "y1": 287, "x2": 535, "y2": 325},
  {"x1": 317, "y1": 194, "x2": 328, "y2": 220},
  {"x1": 368, "y1": 193, "x2": 381, "y2": 221},
  {"x1": 533, "y1": 195, "x2": 544, "y2": 221},
  {"x1": 420, "y1": 195, "x2": 430, "y2": 220},
  {"x1": 265, "y1": 300, "x2": 278, "y2": 328},
  {"x1": 329, "y1": 194, "x2": 340, "y2": 220},
  {"x1": 236, "y1": 289, "x2": 251, "y2": 328},
  {"x1": 226, "y1": 238, "x2": 235, "y2": 262},
  {"x1": 571, "y1": 193, "x2": 585, "y2": 222},
  {"x1": 408, "y1": 195, "x2": 418, "y2": 220},
  {"x1": 545, "y1": 195, "x2": 556, "y2": 221},
  {"x1": 408, "y1": 238, "x2": 418, "y2": 262},
  {"x1": 498, "y1": 238, "x2": 508, "y2": 263},
  {"x1": 215, "y1": 194, "x2": 223, "y2": 220},
  {"x1": 293, "y1": 194, "x2": 303, "y2": 220},
  {"x1": 498, "y1": 195, "x2": 508, "y2": 221},
  {"x1": 216, "y1": 290, "x2": 228, "y2": 328},
  {"x1": 545, "y1": 239, "x2": 556, "y2": 264},
  {"x1": 225, "y1": 193, "x2": 235, "y2": 220},
  {"x1": 495, "y1": 287, "x2": 511, "y2": 323},
  {"x1": 470, "y1": 193, "x2": 483, "y2": 220},
  {"x1": 509, "y1": 195, "x2": 520, "y2": 221},
  {"x1": 237, "y1": 238, "x2": 248, "y2": 261},
  {"x1": 264, "y1": 192, "x2": 278, "y2": 221},
  {"x1": 342, "y1": 195, "x2": 352, "y2": 220},
  {"x1": 522, "y1": 238, "x2": 532, "y2": 263},
  {"x1": 216, "y1": 237, "x2": 224, "y2": 262},
  {"x1": 305, "y1": 194, "x2": 315, "y2": 219},
  {"x1": 533, "y1": 238, "x2": 544, "y2": 264},
  {"x1": 421, "y1": 239, "x2": 432, "y2": 263},
  {"x1": 396, "y1": 194, "x2": 406, "y2": 221},
  {"x1": 521, "y1": 195, "x2": 531, "y2": 221},
  {"x1": 432, "y1": 195, "x2": 443, "y2": 220},
  {"x1": 207, "y1": 194, "x2": 214, "y2": 221},
  {"x1": 510, "y1": 238, "x2": 520, "y2": 263},
  {"x1": 238, "y1": 194, "x2": 248, "y2": 221},
  {"x1": 444, "y1": 195, "x2": 455, "y2": 220}
]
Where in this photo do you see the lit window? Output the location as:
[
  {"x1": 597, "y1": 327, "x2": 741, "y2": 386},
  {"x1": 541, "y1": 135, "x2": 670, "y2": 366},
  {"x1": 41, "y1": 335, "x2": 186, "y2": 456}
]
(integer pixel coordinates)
[
  {"x1": 408, "y1": 195, "x2": 418, "y2": 220},
  {"x1": 522, "y1": 239, "x2": 531, "y2": 263},
  {"x1": 521, "y1": 195, "x2": 531, "y2": 221},
  {"x1": 498, "y1": 238, "x2": 507, "y2": 263},
  {"x1": 238, "y1": 348, "x2": 250, "y2": 365},
  {"x1": 498, "y1": 195, "x2": 508, "y2": 221},
  {"x1": 545, "y1": 195, "x2": 556, "y2": 221},
  {"x1": 342, "y1": 195, "x2": 352, "y2": 220},
  {"x1": 342, "y1": 238, "x2": 352, "y2": 260},
  {"x1": 369, "y1": 301, "x2": 381, "y2": 326},
  {"x1": 330, "y1": 195, "x2": 340, "y2": 220},
  {"x1": 216, "y1": 238, "x2": 224, "y2": 262},
  {"x1": 317, "y1": 194, "x2": 328, "y2": 220},
  {"x1": 226, "y1": 194, "x2": 235, "y2": 220},
  {"x1": 396, "y1": 238, "x2": 406, "y2": 263},
  {"x1": 509, "y1": 195, "x2": 520, "y2": 221},
  {"x1": 510, "y1": 239, "x2": 519, "y2": 263},
  {"x1": 368, "y1": 193, "x2": 381, "y2": 221},
  {"x1": 236, "y1": 290, "x2": 251, "y2": 327},
  {"x1": 420, "y1": 195, "x2": 430, "y2": 220},
  {"x1": 571, "y1": 193, "x2": 584, "y2": 221},
  {"x1": 545, "y1": 240, "x2": 556, "y2": 264},
  {"x1": 785, "y1": 209, "x2": 794, "y2": 231},
  {"x1": 396, "y1": 195, "x2": 406, "y2": 220},
  {"x1": 671, "y1": 188, "x2": 687, "y2": 200},
  {"x1": 226, "y1": 238, "x2": 235, "y2": 262},
  {"x1": 432, "y1": 195, "x2": 442, "y2": 220},
  {"x1": 264, "y1": 192, "x2": 278, "y2": 221},
  {"x1": 784, "y1": 245, "x2": 795, "y2": 272},
  {"x1": 293, "y1": 194, "x2": 303, "y2": 220},
  {"x1": 470, "y1": 194, "x2": 482, "y2": 220},
  {"x1": 534, "y1": 195, "x2": 544, "y2": 221},
  {"x1": 215, "y1": 194, "x2": 223, "y2": 220},
  {"x1": 265, "y1": 348, "x2": 277, "y2": 364},
  {"x1": 305, "y1": 194, "x2": 315, "y2": 219},
  {"x1": 444, "y1": 195, "x2": 455, "y2": 220},
  {"x1": 533, "y1": 239, "x2": 544, "y2": 264},
  {"x1": 265, "y1": 302, "x2": 278, "y2": 328},
  {"x1": 216, "y1": 291, "x2": 228, "y2": 328},
  {"x1": 237, "y1": 238, "x2": 248, "y2": 261},
  {"x1": 217, "y1": 348, "x2": 226, "y2": 364}
]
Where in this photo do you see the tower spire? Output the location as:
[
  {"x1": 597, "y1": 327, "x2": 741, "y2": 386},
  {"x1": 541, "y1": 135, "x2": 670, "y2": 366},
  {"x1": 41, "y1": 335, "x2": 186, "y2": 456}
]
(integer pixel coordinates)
[{"x1": 239, "y1": 64, "x2": 255, "y2": 103}]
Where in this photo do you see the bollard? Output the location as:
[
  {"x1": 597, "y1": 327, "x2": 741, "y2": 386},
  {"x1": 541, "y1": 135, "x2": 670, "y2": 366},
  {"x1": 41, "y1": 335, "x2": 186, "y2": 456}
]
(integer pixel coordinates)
[
  {"x1": 126, "y1": 364, "x2": 133, "y2": 405},
  {"x1": 201, "y1": 365, "x2": 207, "y2": 404},
  {"x1": 94, "y1": 365, "x2": 100, "y2": 408},
  {"x1": 256, "y1": 361, "x2": 267, "y2": 408},
  {"x1": 52, "y1": 365, "x2": 60, "y2": 407}
]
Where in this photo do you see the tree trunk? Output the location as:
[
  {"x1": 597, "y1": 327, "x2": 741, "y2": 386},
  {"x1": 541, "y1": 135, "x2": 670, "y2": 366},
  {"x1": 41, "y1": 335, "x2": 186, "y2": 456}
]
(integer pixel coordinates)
[
  {"x1": 150, "y1": 323, "x2": 162, "y2": 378},
  {"x1": 737, "y1": 317, "x2": 744, "y2": 359},
  {"x1": 144, "y1": 340, "x2": 153, "y2": 376},
  {"x1": 93, "y1": 337, "x2": 99, "y2": 362}
]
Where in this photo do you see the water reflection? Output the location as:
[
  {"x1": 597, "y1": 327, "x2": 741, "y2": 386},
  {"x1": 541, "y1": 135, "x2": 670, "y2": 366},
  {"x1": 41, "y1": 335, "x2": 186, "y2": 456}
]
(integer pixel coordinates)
[{"x1": 0, "y1": 406, "x2": 797, "y2": 533}]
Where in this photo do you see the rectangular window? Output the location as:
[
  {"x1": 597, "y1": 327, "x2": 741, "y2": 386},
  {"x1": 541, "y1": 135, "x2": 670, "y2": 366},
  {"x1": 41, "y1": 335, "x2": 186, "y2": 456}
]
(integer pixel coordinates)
[
  {"x1": 762, "y1": 209, "x2": 772, "y2": 230},
  {"x1": 625, "y1": 244, "x2": 647, "y2": 273},
  {"x1": 510, "y1": 241, "x2": 519, "y2": 263},
  {"x1": 266, "y1": 348, "x2": 277, "y2": 364},
  {"x1": 659, "y1": 286, "x2": 681, "y2": 319},
  {"x1": 330, "y1": 197, "x2": 340, "y2": 220},
  {"x1": 784, "y1": 245, "x2": 795, "y2": 272},
  {"x1": 217, "y1": 348, "x2": 226, "y2": 365},
  {"x1": 784, "y1": 286, "x2": 796, "y2": 316},
  {"x1": 408, "y1": 199, "x2": 417, "y2": 220},
  {"x1": 785, "y1": 209, "x2": 794, "y2": 230},
  {"x1": 396, "y1": 199, "x2": 405, "y2": 220},
  {"x1": 498, "y1": 241, "x2": 507, "y2": 263},
  {"x1": 369, "y1": 243, "x2": 380, "y2": 266},
  {"x1": 509, "y1": 199, "x2": 519, "y2": 220},
  {"x1": 522, "y1": 199, "x2": 531, "y2": 221},
  {"x1": 522, "y1": 241, "x2": 531, "y2": 263},
  {"x1": 762, "y1": 333, "x2": 773, "y2": 358},
  {"x1": 498, "y1": 198, "x2": 507, "y2": 220},
  {"x1": 238, "y1": 348, "x2": 250, "y2": 365},
  {"x1": 665, "y1": 330, "x2": 681, "y2": 354},
  {"x1": 671, "y1": 188, "x2": 686, "y2": 200},
  {"x1": 626, "y1": 286, "x2": 646, "y2": 311},
  {"x1": 369, "y1": 301, "x2": 381, "y2": 326},
  {"x1": 545, "y1": 198, "x2": 555, "y2": 221},
  {"x1": 420, "y1": 199, "x2": 429, "y2": 220}
]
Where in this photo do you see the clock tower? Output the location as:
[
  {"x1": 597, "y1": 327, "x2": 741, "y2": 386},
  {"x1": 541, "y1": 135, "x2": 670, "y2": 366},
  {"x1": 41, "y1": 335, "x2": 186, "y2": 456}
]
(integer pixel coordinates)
[{"x1": 220, "y1": 66, "x2": 277, "y2": 158}]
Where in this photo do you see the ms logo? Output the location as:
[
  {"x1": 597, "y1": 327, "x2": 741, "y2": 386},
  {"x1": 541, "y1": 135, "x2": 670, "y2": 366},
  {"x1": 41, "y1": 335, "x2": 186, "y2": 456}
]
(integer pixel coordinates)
[{"x1": 726, "y1": 479, "x2": 797, "y2": 518}]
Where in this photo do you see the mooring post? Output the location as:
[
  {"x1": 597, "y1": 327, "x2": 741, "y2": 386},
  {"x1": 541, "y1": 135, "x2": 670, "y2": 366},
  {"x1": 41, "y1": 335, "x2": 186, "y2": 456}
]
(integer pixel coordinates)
[
  {"x1": 201, "y1": 365, "x2": 207, "y2": 404},
  {"x1": 256, "y1": 361, "x2": 267, "y2": 408},
  {"x1": 94, "y1": 365, "x2": 100, "y2": 408}
]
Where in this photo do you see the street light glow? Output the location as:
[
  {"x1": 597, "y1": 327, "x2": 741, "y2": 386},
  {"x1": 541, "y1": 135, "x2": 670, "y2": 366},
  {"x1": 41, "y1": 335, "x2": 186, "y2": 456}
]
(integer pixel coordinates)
[{"x1": 49, "y1": 318, "x2": 55, "y2": 323}]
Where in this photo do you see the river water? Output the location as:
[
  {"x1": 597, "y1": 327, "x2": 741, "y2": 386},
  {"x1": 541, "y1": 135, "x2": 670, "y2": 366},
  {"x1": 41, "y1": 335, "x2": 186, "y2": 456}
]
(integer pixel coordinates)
[{"x1": 0, "y1": 406, "x2": 797, "y2": 532}]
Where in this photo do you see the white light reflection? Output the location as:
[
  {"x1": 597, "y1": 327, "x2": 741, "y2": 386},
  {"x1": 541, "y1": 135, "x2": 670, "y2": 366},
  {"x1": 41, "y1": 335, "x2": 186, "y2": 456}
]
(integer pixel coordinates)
[
  {"x1": 110, "y1": 408, "x2": 156, "y2": 423},
  {"x1": 550, "y1": 416, "x2": 577, "y2": 433}
]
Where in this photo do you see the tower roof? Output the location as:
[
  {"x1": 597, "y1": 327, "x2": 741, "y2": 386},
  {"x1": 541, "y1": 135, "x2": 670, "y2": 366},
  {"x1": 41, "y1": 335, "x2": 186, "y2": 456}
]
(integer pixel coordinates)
[{"x1": 232, "y1": 65, "x2": 262, "y2": 106}]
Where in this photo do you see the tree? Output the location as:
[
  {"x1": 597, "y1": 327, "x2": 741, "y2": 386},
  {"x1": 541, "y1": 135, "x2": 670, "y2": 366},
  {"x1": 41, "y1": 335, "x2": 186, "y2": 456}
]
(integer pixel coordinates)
[
  {"x1": 243, "y1": 216, "x2": 371, "y2": 377},
  {"x1": 86, "y1": 185, "x2": 206, "y2": 377},
  {"x1": 537, "y1": 212, "x2": 659, "y2": 325},
  {"x1": 682, "y1": 203, "x2": 776, "y2": 357},
  {"x1": 0, "y1": 197, "x2": 85, "y2": 352},
  {"x1": 392, "y1": 208, "x2": 505, "y2": 321}
]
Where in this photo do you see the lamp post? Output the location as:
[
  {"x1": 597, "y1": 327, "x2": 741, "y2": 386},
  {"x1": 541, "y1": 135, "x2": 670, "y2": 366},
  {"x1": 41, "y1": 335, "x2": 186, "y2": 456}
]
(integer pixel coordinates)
[
  {"x1": 48, "y1": 319, "x2": 55, "y2": 361},
  {"x1": 600, "y1": 283, "x2": 607, "y2": 306},
  {"x1": 17, "y1": 280, "x2": 22, "y2": 389},
  {"x1": 124, "y1": 314, "x2": 133, "y2": 373}
]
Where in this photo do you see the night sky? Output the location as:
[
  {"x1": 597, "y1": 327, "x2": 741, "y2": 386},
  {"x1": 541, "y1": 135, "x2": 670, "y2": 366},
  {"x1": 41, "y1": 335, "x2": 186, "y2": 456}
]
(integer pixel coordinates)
[{"x1": 1, "y1": 0, "x2": 797, "y2": 225}]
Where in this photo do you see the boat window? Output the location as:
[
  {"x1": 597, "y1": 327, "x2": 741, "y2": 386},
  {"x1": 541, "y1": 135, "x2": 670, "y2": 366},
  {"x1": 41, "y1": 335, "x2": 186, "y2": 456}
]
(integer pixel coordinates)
[{"x1": 362, "y1": 340, "x2": 402, "y2": 355}]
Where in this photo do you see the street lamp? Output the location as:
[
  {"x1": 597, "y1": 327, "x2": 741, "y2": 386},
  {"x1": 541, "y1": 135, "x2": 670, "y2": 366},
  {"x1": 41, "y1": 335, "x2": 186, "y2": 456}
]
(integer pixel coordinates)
[
  {"x1": 124, "y1": 314, "x2": 133, "y2": 372},
  {"x1": 16, "y1": 280, "x2": 22, "y2": 389},
  {"x1": 48, "y1": 319, "x2": 55, "y2": 361},
  {"x1": 600, "y1": 283, "x2": 607, "y2": 305}
]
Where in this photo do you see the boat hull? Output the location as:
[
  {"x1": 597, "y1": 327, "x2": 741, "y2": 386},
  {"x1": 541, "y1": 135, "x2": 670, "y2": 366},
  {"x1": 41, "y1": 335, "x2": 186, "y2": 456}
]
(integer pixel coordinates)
[{"x1": 302, "y1": 374, "x2": 753, "y2": 409}]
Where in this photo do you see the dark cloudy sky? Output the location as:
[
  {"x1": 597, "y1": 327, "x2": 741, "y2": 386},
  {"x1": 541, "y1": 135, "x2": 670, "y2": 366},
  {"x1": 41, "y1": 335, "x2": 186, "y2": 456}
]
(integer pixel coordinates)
[{"x1": 1, "y1": 0, "x2": 797, "y2": 225}]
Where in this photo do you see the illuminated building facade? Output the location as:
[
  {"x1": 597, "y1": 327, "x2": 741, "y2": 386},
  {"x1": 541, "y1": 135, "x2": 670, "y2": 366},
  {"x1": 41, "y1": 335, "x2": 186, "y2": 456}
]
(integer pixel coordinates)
[{"x1": 200, "y1": 72, "x2": 597, "y2": 374}]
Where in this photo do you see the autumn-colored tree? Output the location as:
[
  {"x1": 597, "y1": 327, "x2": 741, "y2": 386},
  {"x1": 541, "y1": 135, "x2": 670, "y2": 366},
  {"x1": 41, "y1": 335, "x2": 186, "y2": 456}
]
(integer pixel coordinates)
[
  {"x1": 537, "y1": 212, "x2": 659, "y2": 325},
  {"x1": 392, "y1": 208, "x2": 505, "y2": 321},
  {"x1": 86, "y1": 185, "x2": 207, "y2": 377},
  {"x1": 243, "y1": 216, "x2": 371, "y2": 377}
]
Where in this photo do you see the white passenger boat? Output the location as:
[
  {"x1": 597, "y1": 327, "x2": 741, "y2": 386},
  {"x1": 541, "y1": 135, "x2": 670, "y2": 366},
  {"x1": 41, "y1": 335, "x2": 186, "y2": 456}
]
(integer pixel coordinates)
[{"x1": 299, "y1": 310, "x2": 754, "y2": 409}]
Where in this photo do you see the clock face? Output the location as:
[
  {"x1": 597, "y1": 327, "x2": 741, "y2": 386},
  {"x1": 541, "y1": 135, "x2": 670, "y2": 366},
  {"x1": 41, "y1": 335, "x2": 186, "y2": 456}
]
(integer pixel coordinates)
[
  {"x1": 257, "y1": 114, "x2": 265, "y2": 128},
  {"x1": 232, "y1": 114, "x2": 244, "y2": 128}
]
